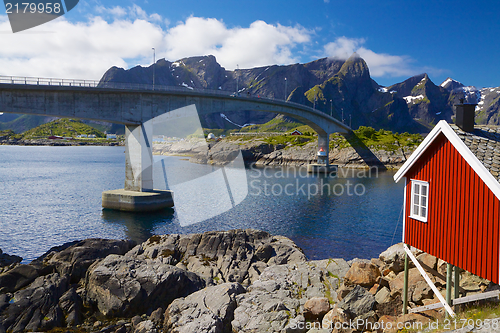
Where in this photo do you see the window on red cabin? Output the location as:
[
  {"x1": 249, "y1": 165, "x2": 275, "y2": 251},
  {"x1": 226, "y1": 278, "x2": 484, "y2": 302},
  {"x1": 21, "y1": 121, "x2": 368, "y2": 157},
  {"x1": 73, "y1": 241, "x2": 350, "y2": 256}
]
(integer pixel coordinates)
[{"x1": 410, "y1": 180, "x2": 429, "y2": 222}]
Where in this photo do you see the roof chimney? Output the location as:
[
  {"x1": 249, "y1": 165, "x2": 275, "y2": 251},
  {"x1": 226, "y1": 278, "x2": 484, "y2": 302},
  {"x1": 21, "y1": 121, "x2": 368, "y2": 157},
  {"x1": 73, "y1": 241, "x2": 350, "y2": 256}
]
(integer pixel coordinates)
[{"x1": 455, "y1": 98, "x2": 477, "y2": 132}]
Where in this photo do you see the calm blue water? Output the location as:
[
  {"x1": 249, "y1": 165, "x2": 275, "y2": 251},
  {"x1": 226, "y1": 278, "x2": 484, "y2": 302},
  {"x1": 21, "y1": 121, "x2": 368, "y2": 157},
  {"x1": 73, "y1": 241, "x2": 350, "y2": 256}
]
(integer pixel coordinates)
[{"x1": 0, "y1": 146, "x2": 405, "y2": 263}]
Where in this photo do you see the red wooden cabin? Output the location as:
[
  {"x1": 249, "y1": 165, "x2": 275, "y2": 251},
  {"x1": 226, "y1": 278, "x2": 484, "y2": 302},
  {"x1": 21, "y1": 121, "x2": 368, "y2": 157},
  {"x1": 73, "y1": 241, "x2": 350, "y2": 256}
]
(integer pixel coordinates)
[{"x1": 394, "y1": 119, "x2": 500, "y2": 284}]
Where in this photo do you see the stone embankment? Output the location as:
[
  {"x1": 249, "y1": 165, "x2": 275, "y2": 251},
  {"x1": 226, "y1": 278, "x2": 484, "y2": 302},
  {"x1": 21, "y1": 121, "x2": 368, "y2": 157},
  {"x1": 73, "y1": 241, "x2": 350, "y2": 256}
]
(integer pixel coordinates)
[
  {"x1": 0, "y1": 230, "x2": 497, "y2": 333},
  {"x1": 153, "y1": 139, "x2": 415, "y2": 169}
]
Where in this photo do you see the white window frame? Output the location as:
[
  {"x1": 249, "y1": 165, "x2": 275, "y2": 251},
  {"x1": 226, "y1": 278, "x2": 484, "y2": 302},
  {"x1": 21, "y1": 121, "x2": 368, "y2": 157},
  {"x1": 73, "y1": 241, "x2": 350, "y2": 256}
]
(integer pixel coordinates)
[{"x1": 410, "y1": 179, "x2": 429, "y2": 222}]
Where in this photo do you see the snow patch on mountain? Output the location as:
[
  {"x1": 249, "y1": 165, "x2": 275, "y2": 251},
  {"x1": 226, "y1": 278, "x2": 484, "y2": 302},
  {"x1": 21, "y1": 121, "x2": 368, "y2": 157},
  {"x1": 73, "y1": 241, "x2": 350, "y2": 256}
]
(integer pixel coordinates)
[{"x1": 404, "y1": 95, "x2": 424, "y2": 104}]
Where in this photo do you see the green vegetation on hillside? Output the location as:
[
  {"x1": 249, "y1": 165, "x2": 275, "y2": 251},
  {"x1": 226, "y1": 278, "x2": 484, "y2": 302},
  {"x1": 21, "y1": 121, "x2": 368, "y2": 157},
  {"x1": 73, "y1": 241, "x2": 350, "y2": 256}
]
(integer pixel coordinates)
[
  {"x1": 262, "y1": 134, "x2": 314, "y2": 147},
  {"x1": 23, "y1": 119, "x2": 105, "y2": 139},
  {"x1": 330, "y1": 126, "x2": 423, "y2": 151},
  {"x1": 237, "y1": 116, "x2": 308, "y2": 133},
  {"x1": 0, "y1": 129, "x2": 22, "y2": 140},
  {"x1": 199, "y1": 116, "x2": 423, "y2": 152}
]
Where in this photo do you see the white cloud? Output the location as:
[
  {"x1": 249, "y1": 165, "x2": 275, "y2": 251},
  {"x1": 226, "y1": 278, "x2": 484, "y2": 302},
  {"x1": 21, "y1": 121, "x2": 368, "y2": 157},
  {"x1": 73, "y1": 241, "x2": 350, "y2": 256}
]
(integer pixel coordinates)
[
  {"x1": 0, "y1": 7, "x2": 165, "y2": 79},
  {"x1": 324, "y1": 37, "x2": 419, "y2": 78},
  {"x1": 0, "y1": 8, "x2": 313, "y2": 79},
  {"x1": 163, "y1": 17, "x2": 312, "y2": 70}
]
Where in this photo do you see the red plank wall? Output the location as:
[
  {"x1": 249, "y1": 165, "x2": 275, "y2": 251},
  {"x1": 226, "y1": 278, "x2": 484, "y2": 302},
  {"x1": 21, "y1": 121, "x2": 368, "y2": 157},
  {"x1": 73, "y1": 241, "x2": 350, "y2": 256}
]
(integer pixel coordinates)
[{"x1": 404, "y1": 133, "x2": 500, "y2": 284}]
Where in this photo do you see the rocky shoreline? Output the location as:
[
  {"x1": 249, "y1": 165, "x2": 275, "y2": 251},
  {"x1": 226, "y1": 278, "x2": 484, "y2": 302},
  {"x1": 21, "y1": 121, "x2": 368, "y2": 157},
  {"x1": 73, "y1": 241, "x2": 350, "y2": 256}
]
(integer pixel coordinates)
[
  {"x1": 0, "y1": 229, "x2": 497, "y2": 333},
  {"x1": 0, "y1": 138, "x2": 123, "y2": 146},
  {"x1": 153, "y1": 138, "x2": 415, "y2": 170}
]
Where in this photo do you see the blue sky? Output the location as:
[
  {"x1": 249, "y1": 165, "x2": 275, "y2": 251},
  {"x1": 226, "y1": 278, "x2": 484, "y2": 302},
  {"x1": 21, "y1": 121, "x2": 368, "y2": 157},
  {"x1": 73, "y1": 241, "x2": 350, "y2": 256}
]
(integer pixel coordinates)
[{"x1": 1, "y1": 0, "x2": 499, "y2": 87}]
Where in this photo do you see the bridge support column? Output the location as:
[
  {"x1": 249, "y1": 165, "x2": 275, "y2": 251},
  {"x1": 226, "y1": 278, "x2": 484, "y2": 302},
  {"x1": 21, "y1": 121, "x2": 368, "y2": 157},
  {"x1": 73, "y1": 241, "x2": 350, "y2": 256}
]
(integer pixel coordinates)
[
  {"x1": 124, "y1": 124, "x2": 153, "y2": 192},
  {"x1": 102, "y1": 123, "x2": 173, "y2": 212},
  {"x1": 307, "y1": 132, "x2": 337, "y2": 174}
]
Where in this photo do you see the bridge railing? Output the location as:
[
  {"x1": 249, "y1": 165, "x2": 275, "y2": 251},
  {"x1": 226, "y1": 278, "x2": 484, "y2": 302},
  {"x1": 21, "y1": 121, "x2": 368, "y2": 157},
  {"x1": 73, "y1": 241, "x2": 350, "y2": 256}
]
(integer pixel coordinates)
[
  {"x1": 0, "y1": 75, "x2": 348, "y2": 127},
  {"x1": 0, "y1": 75, "x2": 99, "y2": 87}
]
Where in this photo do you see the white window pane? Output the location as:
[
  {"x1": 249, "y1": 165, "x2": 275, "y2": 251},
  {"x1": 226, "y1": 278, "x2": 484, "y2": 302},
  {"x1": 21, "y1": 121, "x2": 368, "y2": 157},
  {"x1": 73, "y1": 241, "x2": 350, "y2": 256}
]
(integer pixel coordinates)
[
  {"x1": 421, "y1": 207, "x2": 427, "y2": 218},
  {"x1": 413, "y1": 204, "x2": 419, "y2": 215},
  {"x1": 414, "y1": 184, "x2": 420, "y2": 194},
  {"x1": 414, "y1": 194, "x2": 419, "y2": 206},
  {"x1": 422, "y1": 196, "x2": 427, "y2": 208},
  {"x1": 422, "y1": 185, "x2": 427, "y2": 196}
]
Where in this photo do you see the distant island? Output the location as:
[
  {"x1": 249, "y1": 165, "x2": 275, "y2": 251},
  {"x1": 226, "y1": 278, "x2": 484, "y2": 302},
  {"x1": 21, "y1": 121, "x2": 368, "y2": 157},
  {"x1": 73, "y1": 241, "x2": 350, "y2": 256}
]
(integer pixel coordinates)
[{"x1": 0, "y1": 119, "x2": 123, "y2": 146}]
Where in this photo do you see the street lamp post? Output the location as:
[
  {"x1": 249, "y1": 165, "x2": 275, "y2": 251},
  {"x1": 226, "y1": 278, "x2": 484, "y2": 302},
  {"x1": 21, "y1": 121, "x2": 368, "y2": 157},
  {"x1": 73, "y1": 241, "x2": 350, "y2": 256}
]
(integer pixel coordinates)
[
  {"x1": 152, "y1": 47, "x2": 155, "y2": 91},
  {"x1": 236, "y1": 64, "x2": 239, "y2": 95},
  {"x1": 284, "y1": 77, "x2": 287, "y2": 101},
  {"x1": 330, "y1": 100, "x2": 332, "y2": 116},
  {"x1": 313, "y1": 96, "x2": 316, "y2": 109}
]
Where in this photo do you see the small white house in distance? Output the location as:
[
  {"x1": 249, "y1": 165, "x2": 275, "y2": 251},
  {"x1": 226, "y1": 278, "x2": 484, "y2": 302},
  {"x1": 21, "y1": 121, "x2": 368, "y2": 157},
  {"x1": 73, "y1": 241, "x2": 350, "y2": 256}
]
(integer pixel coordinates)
[
  {"x1": 207, "y1": 133, "x2": 216, "y2": 140},
  {"x1": 77, "y1": 134, "x2": 88, "y2": 138},
  {"x1": 88, "y1": 134, "x2": 96, "y2": 139},
  {"x1": 106, "y1": 134, "x2": 117, "y2": 139}
]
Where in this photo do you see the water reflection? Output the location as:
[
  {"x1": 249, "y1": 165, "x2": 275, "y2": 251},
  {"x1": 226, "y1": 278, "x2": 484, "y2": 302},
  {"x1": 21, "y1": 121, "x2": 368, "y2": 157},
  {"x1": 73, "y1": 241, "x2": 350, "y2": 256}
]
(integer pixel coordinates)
[{"x1": 101, "y1": 208, "x2": 175, "y2": 244}]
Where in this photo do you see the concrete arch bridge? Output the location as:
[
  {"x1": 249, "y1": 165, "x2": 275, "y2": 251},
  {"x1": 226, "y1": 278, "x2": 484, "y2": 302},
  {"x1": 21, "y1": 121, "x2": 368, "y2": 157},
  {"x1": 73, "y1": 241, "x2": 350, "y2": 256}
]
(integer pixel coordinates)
[{"x1": 0, "y1": 76, "x2": 351, "y2": 211}]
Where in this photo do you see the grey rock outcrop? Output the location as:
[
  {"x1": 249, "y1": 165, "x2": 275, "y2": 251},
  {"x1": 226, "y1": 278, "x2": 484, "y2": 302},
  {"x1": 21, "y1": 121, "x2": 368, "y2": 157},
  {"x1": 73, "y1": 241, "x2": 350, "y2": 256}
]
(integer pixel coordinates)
[
  {"x1": 32, "y1": 238, "x2": 136, "y2": 282},
  {"x1": 164, "y1": 282, "x2": 246, "y2": 333},
  {"x1": 129, "y1": 229, "x2": 307, "y2": 286},
  {"x1": 232, "y1": 262, "x2": 339, "y2": 332},
  {"x1": 0, "y1": 249, "x2": 22, "y2": 269},
  {"x1": 85, "y1": 254, "x2": 207, "y2": 317},
  {"x1": 1, "y1": 273, "x2": 68, "y2": 333},
  {"x1": 0, "y1": 264, "x2": 39, "y2": 294}
]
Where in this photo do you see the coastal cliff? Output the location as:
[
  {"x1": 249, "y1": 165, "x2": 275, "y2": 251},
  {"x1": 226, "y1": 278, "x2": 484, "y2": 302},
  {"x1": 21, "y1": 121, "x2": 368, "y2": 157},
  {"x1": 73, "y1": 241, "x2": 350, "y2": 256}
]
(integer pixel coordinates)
[{"x1": 0, "y1": 230, "x2": 496, "y2": 333}]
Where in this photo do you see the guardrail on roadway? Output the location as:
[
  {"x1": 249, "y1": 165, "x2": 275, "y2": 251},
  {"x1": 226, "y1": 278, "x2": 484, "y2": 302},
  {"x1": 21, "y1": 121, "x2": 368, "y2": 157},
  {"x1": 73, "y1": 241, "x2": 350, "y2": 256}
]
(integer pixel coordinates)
[{"x1": 0, "y1": 75, "x2": 348, "y2": 127}]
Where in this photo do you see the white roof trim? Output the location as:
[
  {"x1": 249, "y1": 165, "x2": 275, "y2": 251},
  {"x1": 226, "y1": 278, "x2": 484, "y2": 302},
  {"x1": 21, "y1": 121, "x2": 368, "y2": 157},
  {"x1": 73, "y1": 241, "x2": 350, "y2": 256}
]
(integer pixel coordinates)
[{"x1": 394, "y1": 120, "x2": 500, "y2": 201}]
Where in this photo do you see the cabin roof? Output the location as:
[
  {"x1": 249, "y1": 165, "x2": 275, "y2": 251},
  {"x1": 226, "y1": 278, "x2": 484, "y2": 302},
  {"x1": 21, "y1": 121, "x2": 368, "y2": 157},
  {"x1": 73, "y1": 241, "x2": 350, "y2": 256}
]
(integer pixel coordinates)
[
  {"x1": 450, "y1": 124, "x2": 500, "y2": 182},
  {"x1": 394, "y1": 120, "x2": 500, "y2": 201}
]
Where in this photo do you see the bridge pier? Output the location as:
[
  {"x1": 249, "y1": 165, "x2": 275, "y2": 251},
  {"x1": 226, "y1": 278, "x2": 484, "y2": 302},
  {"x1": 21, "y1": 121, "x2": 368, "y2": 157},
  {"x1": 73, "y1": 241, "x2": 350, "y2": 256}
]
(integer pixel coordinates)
[
  {"x1": 307, "y1": 132, "x2": 338, "y2": 174},
  {"x1": 102, "y1": 124, "x2": 174, "y2": 212}
]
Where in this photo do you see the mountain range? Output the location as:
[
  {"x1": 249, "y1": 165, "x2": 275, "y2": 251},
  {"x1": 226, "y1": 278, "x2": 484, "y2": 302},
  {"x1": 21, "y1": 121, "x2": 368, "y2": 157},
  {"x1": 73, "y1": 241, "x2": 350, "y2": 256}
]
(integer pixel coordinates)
[{"x1": 2, "y1": 54, "x2": 500, "y2": 134}]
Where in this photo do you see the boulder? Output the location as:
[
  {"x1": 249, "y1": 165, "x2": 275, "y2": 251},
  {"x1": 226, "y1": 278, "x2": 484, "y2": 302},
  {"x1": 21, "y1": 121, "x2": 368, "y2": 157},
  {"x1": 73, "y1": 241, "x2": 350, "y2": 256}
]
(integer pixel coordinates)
[
  {"x1": 0, "y1": 249, "x2": 22, "y2": 268},
  {"x1": 416, "y1": 253, "x2": 438, "y2": 270},
  {"x1": 134, "y1": 320, "x2": 156, "y2": 333},
  {"x1": 374, "y1": 290, "x2": 403, "y2": 317},
  {"x1": 337, "y1": 285, "x2": 375, "y2": 318},
  {"x1": 85, "y1": 254, "x2": 206, "y2": 317},
  {"x1": 303, "y1": 297, "x2": 330, "y2": 320},
  {"x1": 0, "y1": 264, "x2": 39, "y2": 293},
  {"x1": 33, "y1": 238, "x2": 136, "y2": 283},
  {"x1": 389, "y1": 268, "x2": 425, "y2": 293},
  {"x1": 344, "y1": 262, "x2": 381, "y2": 288},
  {"x1": 412, "y1": 280, "x2": 433, "y2": 304},
  {"x1": 337, "y1": 284, "x2": 355, "y2": 301},
  {"x1": 322, "y1": 306, "x2": 350, "y2": 331},
  {"x1": 164, "y1": 283, "x2": 245, "y2": 333},
  {"x1": 0, "y1": 273, "x2": 68, "y2": 333},
  {"x1": 374, "y1": 286, "x2": 391, "y2": 304},
  {"x1": 377, "y1": 315, "x2": 396, "y2": 333},
  {"x1": 379, "y1": 243, "x2": 420, "y2": 274},
  {"x1": 379, "y1": 243, "x2": 405, "y2": 274}
]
